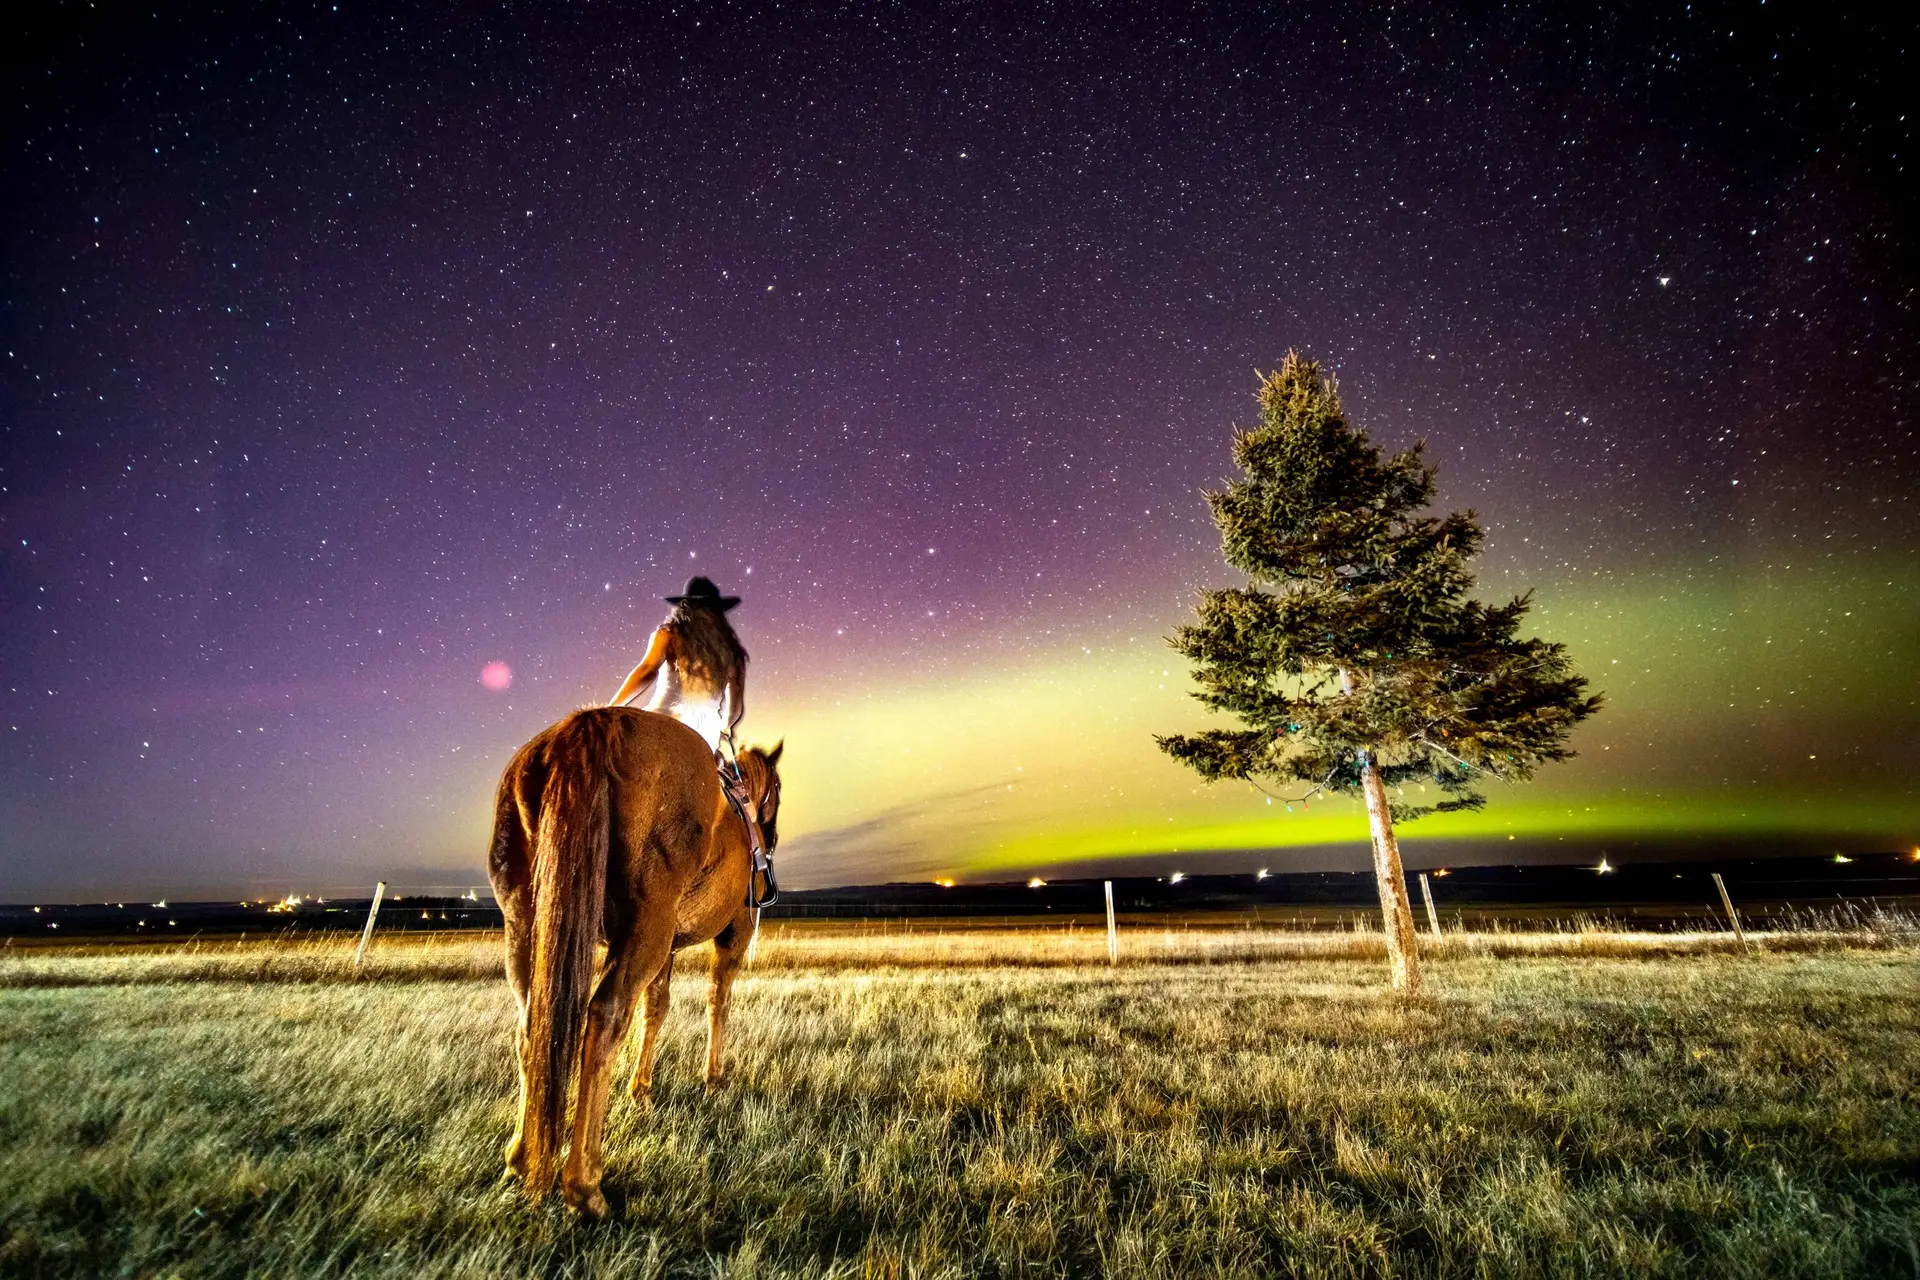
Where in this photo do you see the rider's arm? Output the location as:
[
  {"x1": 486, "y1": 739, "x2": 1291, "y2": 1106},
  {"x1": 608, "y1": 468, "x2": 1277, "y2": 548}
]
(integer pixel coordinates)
[
  {"x1": 607, "y1": 626, "x2": 673, "y2": 706},
  {"x1": 724, "y1": 661, "x2": 746, "y2": 736}
]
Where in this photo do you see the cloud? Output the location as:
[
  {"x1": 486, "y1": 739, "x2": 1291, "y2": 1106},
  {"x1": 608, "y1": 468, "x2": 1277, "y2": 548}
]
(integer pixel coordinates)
[{"x1": 780, "y1": 779, "x2": 1020, "y2": 886}]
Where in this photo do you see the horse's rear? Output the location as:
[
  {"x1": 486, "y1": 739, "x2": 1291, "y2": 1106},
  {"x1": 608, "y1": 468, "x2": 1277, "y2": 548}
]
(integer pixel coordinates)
[{"x1": 486, "y1": 706, "x2": 761, "y2": 1216}]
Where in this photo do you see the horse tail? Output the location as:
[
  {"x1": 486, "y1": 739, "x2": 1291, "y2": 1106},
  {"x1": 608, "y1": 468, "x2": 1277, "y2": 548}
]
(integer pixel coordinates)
[{"x1": 521, "y1": 711, "x2": 614, "y2": 1195}]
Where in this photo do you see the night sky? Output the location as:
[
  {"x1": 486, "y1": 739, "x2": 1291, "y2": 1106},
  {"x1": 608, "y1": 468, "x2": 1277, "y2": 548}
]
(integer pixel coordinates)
[{"x1": 5, "y1": 3, "x2": 1917, "y2": 901}]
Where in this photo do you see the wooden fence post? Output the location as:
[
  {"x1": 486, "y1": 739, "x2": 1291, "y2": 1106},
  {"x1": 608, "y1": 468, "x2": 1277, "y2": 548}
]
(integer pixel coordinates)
[
  {"x1": 1711, "y1": 872, "x2": 1748, "y2": 948},
  {"x1": 1104, "y1": 880, "x2": 1118, "y2": 966},
  {"x1": 354, "y1": 881, "x2": 386, "y2": 968},
  {"x1": 1419, "y1": 873, "x2": 1442, "y2": 939}
]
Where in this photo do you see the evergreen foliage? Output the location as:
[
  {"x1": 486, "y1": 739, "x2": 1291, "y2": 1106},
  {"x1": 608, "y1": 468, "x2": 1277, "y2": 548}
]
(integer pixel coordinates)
[{"x1": 1158, "y1": 353, "x2": 1601, "y2": 823}]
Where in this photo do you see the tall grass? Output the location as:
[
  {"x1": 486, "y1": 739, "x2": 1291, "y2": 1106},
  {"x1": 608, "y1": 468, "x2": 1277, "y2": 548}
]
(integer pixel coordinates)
[
  {"x1": 1, "y1": 928, "x2": 1916, "y2": 1277},
  {"x1": 1, "y1": 910, "x2": 1912, "y2": 987}
]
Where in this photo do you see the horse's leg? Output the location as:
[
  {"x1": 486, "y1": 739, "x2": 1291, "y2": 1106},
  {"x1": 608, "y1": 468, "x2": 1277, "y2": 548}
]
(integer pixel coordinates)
[
  {"x1": 627, "y1": 951, "x2": 675, "y2": 1103},
  {"x1": 562, "y1": 904, "x2": 673, "y2": 1218},
  {"x1": 704, "y1": 910, "x2": 753, "y2": 1089},
  {"x1": 498, "y1": 885, "x2": 537, "y2": 1180},
  {"x1": 488, "y1": 766, "x2": 537, "y2": 1184}
]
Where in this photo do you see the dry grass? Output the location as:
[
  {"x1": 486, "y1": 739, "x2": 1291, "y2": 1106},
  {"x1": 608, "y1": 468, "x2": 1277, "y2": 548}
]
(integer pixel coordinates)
[
  {"x1": 1, "y1": 924, "x2": 1917, "y2": 1277},
  {"x1": 1, "y1": 909, "x2": 1911, "y2": 987}
]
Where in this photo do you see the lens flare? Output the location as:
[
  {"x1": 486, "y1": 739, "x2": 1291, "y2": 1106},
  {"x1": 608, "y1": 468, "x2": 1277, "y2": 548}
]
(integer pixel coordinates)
[{"x1": 480, "y1": 661, "x2": 512, "y2": 691}]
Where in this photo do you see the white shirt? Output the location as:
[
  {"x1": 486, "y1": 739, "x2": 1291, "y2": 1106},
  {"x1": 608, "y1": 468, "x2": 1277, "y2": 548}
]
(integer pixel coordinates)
[{"x1": 643, "y1": 662, "x2": 728, "y2": 751}]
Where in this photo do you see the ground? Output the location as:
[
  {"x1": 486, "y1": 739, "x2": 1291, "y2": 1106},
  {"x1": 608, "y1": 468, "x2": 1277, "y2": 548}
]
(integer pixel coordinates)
[{"x1": 1, "y1": 925, "x2": 1916, "y2": 1278}]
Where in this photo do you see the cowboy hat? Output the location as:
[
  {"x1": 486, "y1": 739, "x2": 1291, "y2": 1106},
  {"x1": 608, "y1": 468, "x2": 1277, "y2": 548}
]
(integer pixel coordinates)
[{"x1": 665, "y1": 575, "x2": 741, "y2": 611}]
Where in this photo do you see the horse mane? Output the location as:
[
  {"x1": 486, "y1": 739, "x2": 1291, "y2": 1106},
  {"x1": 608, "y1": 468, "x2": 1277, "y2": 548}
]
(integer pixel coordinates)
[{"x1": 665, "y1": 600, "x2": 747, "y2": 692}]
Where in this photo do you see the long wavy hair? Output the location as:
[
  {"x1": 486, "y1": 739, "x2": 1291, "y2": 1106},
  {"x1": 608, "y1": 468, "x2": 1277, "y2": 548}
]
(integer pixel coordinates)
[{"x1": 666, "y1": 599, "x2": 747, "y2": 692}]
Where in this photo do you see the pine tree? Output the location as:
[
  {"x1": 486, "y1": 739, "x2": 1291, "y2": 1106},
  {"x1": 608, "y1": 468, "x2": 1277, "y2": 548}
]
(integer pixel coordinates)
[{"x1": 1157, "y1": 353, "x2": 1602, "y2": 992}]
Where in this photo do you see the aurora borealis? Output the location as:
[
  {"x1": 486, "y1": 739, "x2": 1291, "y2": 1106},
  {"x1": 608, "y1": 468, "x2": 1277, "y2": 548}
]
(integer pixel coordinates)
[{"x1": 4, "y1": 4, "x2": 1916, "y2": 899}]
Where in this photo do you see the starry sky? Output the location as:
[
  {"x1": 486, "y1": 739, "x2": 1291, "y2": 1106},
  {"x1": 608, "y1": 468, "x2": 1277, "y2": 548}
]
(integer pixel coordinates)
[{"x1": 5, "y1": 3, "x2": 1917, "y2": 901}]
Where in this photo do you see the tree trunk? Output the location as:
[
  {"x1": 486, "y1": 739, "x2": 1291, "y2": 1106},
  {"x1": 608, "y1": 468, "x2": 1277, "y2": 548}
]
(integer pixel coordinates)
[
  {"x1": 1358, "y1": 752, "x2": 1422, "y2": 992},
  {"x1": 1337, "y1": 668, "x2": 1421, "y2": 992}
]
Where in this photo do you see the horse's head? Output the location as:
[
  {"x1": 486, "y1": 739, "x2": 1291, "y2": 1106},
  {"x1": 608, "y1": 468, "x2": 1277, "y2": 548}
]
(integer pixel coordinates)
[{"x1": 738, "y1": 740, "x2": 784, "y2": 853}]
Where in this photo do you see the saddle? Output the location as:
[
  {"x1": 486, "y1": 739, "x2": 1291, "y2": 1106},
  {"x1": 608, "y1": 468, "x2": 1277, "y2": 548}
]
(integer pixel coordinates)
[{"x1": 718, "y1": 756, "x2": 778, "y2": 909}]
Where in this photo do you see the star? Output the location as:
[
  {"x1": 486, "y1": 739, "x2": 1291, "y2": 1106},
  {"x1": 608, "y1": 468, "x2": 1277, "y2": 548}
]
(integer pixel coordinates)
[{"x1": 1, "y1": 0, "x2": 1911, "y2": 900}]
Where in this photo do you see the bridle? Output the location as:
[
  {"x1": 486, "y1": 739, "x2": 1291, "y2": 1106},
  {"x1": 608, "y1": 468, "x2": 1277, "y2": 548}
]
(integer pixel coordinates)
[{"x1": 721, "y1": 749, "x2": 780, "y2": 908}]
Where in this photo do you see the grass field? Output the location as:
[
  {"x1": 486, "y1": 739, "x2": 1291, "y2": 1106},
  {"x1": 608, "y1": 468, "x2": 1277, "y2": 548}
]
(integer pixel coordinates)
[{"x1": 2, "y1": 923, "x2": 1917, "y2": 1278}]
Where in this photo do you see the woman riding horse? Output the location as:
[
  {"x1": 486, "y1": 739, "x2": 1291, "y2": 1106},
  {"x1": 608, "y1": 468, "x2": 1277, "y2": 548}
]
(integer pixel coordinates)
[
  {"x1": 607, "y1": 576, "x2": 747, "y2": 754},
  {"x1": 609, "y1": 575, "x2": 775, "y2": 906}
]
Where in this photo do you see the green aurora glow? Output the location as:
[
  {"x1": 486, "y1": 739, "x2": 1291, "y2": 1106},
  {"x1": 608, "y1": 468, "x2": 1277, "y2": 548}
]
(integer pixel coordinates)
[{"x1": 767, "y1": 555, "x2": 1920, "y2": 883}]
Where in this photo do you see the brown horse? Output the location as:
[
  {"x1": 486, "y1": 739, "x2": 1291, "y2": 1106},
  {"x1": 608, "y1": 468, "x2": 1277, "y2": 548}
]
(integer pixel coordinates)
[{"x1": 486, "y1": 705, "x2": 783, "y2": 1216}]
